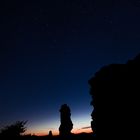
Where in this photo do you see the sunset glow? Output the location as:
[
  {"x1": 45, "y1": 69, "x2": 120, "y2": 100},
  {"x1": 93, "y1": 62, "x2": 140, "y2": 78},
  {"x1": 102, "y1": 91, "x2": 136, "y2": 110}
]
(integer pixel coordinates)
[{"x1": 26, "y1": 127, "x2": 92, "y2": 136}]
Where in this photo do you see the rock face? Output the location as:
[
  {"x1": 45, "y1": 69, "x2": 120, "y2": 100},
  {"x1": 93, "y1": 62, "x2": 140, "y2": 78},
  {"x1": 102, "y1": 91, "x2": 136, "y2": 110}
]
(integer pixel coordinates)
[
  {"x1": 88, "y1": 54, "x2": 140, "y2": 138},
  {"x1": 59, "y1": 104, "x2": 73, "y2": 136}
]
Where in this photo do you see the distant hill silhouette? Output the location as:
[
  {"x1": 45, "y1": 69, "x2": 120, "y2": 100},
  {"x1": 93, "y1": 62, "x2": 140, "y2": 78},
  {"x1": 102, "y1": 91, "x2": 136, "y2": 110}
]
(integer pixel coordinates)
[{"x1": 89, "y1": 53, "x2": 140, "y2": 139}]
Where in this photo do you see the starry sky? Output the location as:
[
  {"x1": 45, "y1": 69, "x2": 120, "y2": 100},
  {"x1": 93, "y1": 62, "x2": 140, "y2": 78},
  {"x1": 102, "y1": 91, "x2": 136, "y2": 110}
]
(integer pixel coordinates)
[{"x1": 0, "y1": 0, "x2": 140, "y2": 136}]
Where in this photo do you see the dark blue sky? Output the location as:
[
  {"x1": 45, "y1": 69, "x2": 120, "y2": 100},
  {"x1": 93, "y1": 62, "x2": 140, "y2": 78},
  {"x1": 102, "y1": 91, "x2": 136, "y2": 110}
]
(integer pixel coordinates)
[{"x1": 0, "y1": 0, "x2": 140, "y2": 135}]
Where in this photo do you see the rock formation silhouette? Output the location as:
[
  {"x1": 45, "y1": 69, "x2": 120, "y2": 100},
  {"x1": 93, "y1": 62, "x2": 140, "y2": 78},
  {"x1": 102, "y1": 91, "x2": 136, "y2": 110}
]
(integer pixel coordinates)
[
  {"x1": 48, "y1": 130, "x2": 52, "y2": 137},
  {"x1": 59, "y1": 104, "x2": 73, "y2": 136},
  {"x1": 88, "y1": 53, "x2": 140, "y2": 138}
]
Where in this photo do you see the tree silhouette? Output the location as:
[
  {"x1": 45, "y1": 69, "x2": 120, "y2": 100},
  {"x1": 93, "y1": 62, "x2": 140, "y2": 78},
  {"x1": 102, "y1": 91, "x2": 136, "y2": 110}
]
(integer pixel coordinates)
[
  {"x1": 59, "y1": 104, "x2": 73, "y2": 136},
  {"x1": 88, "y1": 53, "x2": 140, "y2": 138},
  {"x1": 0, "y1": 121, "x2": 27, "y2": 137}
]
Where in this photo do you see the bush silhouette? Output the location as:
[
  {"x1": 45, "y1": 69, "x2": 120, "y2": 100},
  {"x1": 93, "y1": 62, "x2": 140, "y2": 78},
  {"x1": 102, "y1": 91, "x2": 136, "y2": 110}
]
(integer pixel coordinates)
[
  {"x1": 88, "y1": 53, "x2": 140, "y2": 138},
  {"x1": 0, "y1": 121, "x2": 27, "y2": 137},
  {"x1": 59, "y1": 104, "x2": 73, "y2": 136}
]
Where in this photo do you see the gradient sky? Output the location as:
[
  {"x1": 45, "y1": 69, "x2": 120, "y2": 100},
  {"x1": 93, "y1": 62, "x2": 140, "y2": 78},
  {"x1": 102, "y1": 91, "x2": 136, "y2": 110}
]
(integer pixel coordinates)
[{"x1": 0, "y1": 0, "x2": 140, "y2": 136}]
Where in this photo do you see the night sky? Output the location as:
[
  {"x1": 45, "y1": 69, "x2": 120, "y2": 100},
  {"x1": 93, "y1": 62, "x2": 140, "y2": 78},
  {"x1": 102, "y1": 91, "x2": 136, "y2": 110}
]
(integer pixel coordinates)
[{"x1": 0, "y1": 0, "x2": 140, "y2": 135}]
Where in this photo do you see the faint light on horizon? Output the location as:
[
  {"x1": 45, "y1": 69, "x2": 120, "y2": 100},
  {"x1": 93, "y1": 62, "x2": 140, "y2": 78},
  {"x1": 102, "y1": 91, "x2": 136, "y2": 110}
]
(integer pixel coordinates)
[{"x1": 25, "y1": 113, "x2": 92, "y2": 136}]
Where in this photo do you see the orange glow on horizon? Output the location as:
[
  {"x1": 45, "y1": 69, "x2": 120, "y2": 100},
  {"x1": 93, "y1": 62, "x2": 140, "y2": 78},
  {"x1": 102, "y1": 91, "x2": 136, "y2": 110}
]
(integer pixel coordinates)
[
  {"x1": 25, "y1": 129, "x2": 59, "y2": 136},
  {"x1": 25, "y1": 128, "x2": 92, "y2": 136},
  {"x1": 72, "y1": 127, "x2": 92, "y2": 134}
]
